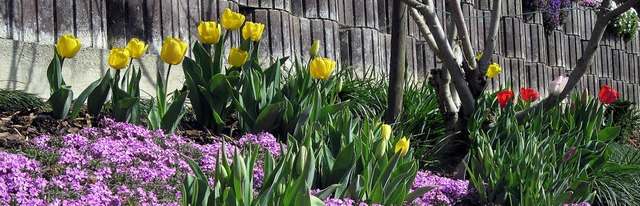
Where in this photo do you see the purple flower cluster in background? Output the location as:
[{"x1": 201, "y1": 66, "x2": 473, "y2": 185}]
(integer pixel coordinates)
[
  {"x1": 577, "y1": 0, "x2": 601, "y2": 7},
  {"x1": 526, "y1": 0, "x2": 573, "y2": 31},
  {"x1": 1, "y1": 118, "x2": 282, "y2": 205}
]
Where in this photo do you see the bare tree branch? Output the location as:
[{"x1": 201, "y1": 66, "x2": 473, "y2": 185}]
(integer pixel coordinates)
[
  {"x1": 409, "y1": 8, "x2": 441, "y2": 58},
  {"x1": 468, "y1": 0, "x2": 502, "y2": 98},
  {"x1": 516, "y1": 0, "x2": 640, "y2": 121},
  {"x1": 477, "y1": 0, "x2": 502, "y2": 75},
  {"x1": 399, "y1": 0, "x2": 476, "y2": 117},
  {"x1": 449, "y1": 0, "x2": 476, "y2": 70}
]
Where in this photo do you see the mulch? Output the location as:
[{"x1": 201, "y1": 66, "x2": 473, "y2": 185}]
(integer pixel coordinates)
[{"x1": 0, "y1": 106, "x2": 239, "y2": 151}]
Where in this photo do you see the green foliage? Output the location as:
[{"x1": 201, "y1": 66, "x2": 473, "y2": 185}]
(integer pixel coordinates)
[
  {"x1": 333, "y1": 69, "x2": 387, "y2": 119},
  {"x1": 233, "y1": 57, "x2": 289, "y2": 133},
  {"x1": 182, "y1": 42, "x2": 237, "y2": 132},
  {"x1": 70, "y1": 65, "x2": 142, "y2": 124},
  {"x1": 111, "y1": 65, "x2": 143, "y2": 124},
  {"x1": 466, "y1": 92, "x2": 616, "y2": 205},
  {"x1": 605, "y1": 100, "x2": 640, "y2": 141},
  {"x1": 46, "y1": 49, "x2": 73, "y2": 119},
  {"x1": 181, "y1": 139, "x2": 326, "y2": 206},
  {"x1": 592, "y1": 143, "x2": 640, "y2": 206},
  {"x1": 302, "y1": 111, "x2": 433, "y2": 204},
  {"x1": 147, "y1": 66, "x2": 188, "y2": 134},
  {"x1": 278, "y1": 57, "x2": 349, "y2": 139},
  {"x1": 0, "y1": 89, "x2": 48, "y2": 111}
]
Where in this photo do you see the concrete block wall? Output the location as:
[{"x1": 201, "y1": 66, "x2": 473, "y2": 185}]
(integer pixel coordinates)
[{"x1": 1, "y1": 0, "x2": 639, "y2": 102}]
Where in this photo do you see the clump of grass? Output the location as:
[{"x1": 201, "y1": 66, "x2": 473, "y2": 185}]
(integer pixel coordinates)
[
  {"x1": 593, "y1": 143, "x2": 640, "y2": 206},
  {"x1": 0, "y1": 89, "x2": 49, "y2": 111}
]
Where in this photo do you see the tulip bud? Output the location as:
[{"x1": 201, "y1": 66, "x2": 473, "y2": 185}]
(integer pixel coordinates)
[
  {"x1": 198, "y1": 21, "x2": 222, "y2": 44},
  {"x1": 581, "y1": 87, "x2": 589, "y2": 102},
  {"x1": 563, "y1": 146, "x2": 576, "y2": 162},
  {"x1": 126, "y1": 38, "x2": 148, "y2": 59},
  {"x1": 216, "y1": 164, "x2": 229, "y2": 185},
  {"x1": 221, "y1": 8, "x2": 245, "y2": 31},
  {"x1": 108, "y1": 48, "x2": 130, "y2": 69},
  {"x1": 242, "y1": 21, "x2": 265, "y2": 42},
  {"x1": 475, "y1": 52, "x2": 483, "y2": 61},
  {"x1": 160, "y1": 37, "x2": 188, "y2": 65},
  {"x1": 394, "y1": 137, "x2": 410, "y2": 157},
  {"x1": 309, "y1": 40, "x2": 320, "y2": 58},
  {"x1": 485, "y1": 63, "x2": 501, "y2": 78},
  {"x1": 56, "y1": 34, "x2": 82, "y2": 58},
  {"x1": 276, "y1": 182, "x2": 286, "y2": 195},
  {"x1": 228, "y1": 47, "x2": 249, "y2": 67},
  {"x1": 381, "y1": 124, "x2": 392, "y2": 141},
  {"x1": 295, "y1": 146, "x2": 307, "y2": 175},
  {"x1": 548, "y1": 75, "x2": 569, "y2": 95},
  {"x1": 336, "y1": 78, "x2": 343, "y2": 92},
  {"x1": 375, "y1": 140, "x2": 388, "y2": 158},
  {"x1": 309, "y1": 57, "x2": 336, "y2": 80},
  {"x1": 232, "y1": 153, "x2": 247, "y2": 180}
]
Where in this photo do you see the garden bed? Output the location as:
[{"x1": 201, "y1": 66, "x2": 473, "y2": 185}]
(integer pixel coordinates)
[{"x1": 1, "y1": 117, "x2": 472, "y2": 205}]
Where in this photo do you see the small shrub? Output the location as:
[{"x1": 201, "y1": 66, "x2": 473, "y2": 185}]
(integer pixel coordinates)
[{"x1": 605, "y1": 100, "x2": 640, "y2": 141}]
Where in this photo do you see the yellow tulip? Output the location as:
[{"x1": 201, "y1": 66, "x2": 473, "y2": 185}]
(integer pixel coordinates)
[
  {"x1": 108, "y1": 48, "x2": 130, "y2": 69},
  {"x1": 160, "y1": 37, "x2": 188, "y2": 65},
  {"x1": 228, "y1": 47, "x2": 248, "y2": 67},
  {"x1": 475, "y1": 52, "x2": 483, "y2": 61},
  {"x1": 309, "y1": 40, "x2": 320, "y2": 58},
  {"x1": 381, "y1": 124, "x2": 392, "y2": 141},
  {"x1": 221, "y1": 8, "x2": 245, "y2": 31},
  {"x1": 485, "y1": 62, "x2": 502, "y2": 78},
  {"x1": 309, "y1": 57, "x2": 336, "y2": 80},
  {"x1": 126, "y1": 38, "x2": 148, "y2": 59},
  {"x1": 242, "y1": 21, "x2": 265, "y2": 42},
  {"x1": 198, "y1": 21, "x2": 222, "y2": 44},
  {"x1": 56, "y1": 34, "x2": 82, "y2": 58},
  {"x1": 394, "y1": 137, "x2": 410, "y2": 157}
]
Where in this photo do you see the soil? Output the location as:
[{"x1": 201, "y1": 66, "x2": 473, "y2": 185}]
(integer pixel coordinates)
[{"x1": 0, "y1": 105, "x2": 241, "y2": 151}]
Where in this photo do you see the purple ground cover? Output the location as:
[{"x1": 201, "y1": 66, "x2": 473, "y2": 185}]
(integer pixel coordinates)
[{"x1": 1, "y1": 118, "x2": 472, "y2": 205}]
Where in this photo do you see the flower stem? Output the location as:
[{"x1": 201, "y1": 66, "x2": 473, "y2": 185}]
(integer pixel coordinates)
[{"x1": 165, "y1": 65, "x2": 172, "y2": 93}]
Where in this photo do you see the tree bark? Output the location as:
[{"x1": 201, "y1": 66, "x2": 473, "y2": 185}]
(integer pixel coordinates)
[{"x1": 386, "y1": 0, "x2": 408, "y2": 123}]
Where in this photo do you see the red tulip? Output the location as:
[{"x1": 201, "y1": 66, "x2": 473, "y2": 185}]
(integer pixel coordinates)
[
  {"x1": 520, "y1": 87, "x2": 540, "y2": 102},
  {"x1": 497, "y1": 90, "x2": 514, "y2": 108},
  {"x1": 598, "y1": 85, "x2": 619, "y2": 104}
]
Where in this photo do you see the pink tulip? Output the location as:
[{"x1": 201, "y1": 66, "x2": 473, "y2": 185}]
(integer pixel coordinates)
[{"x1": 549, "y1": 75, "x2": 569, "y2": 95}]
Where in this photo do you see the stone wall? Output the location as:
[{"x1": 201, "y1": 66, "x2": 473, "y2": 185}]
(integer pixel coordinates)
[{"x1": 1, "y1": 0, "x2": 639, "y2": 101}]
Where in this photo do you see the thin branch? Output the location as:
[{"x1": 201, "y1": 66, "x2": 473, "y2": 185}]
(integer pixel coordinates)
[
  {"x1": 399, "y1": 0, "x2": 476, "y2": 117},
  {"x1": 469, "y1": 0, "x2": 501, "y2": 98},
  {"x1": 478, "y1": 0, "x2": 502, "y2": 75},
  {"x1": 516, "y1": 0, "x2": 640, "y2": 121},
  {"x1": 449, "y1": 0, "x2": 476, "y2": 70},
  {"x1": 409, "y1": 8, "x2": 441, "y2": 58}
]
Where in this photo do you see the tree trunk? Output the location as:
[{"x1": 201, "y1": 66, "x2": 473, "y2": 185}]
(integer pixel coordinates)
[{"x1": 386, "y1": 0, "x2": 408, "y2": 124}]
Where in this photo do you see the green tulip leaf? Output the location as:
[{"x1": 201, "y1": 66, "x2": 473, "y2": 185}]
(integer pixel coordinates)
[
  {"x1": 47, "y1": 87, "x2": 73, "y2": 119},
  {"x1": 87, "y1": 70, "x2": 113, "y2": 116},
  {"x1": 598, "y1": 126, "x2": 621, "y2": 142},
  {"x1": 254, "y1": 102, "x2": 286, "y2": 133},
  {"x1": 70, "y1": 78, "x2": 101, "y2": 119},
  {"x1": 161, "y1": 90, "x2": 188, "y2": 133}
]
